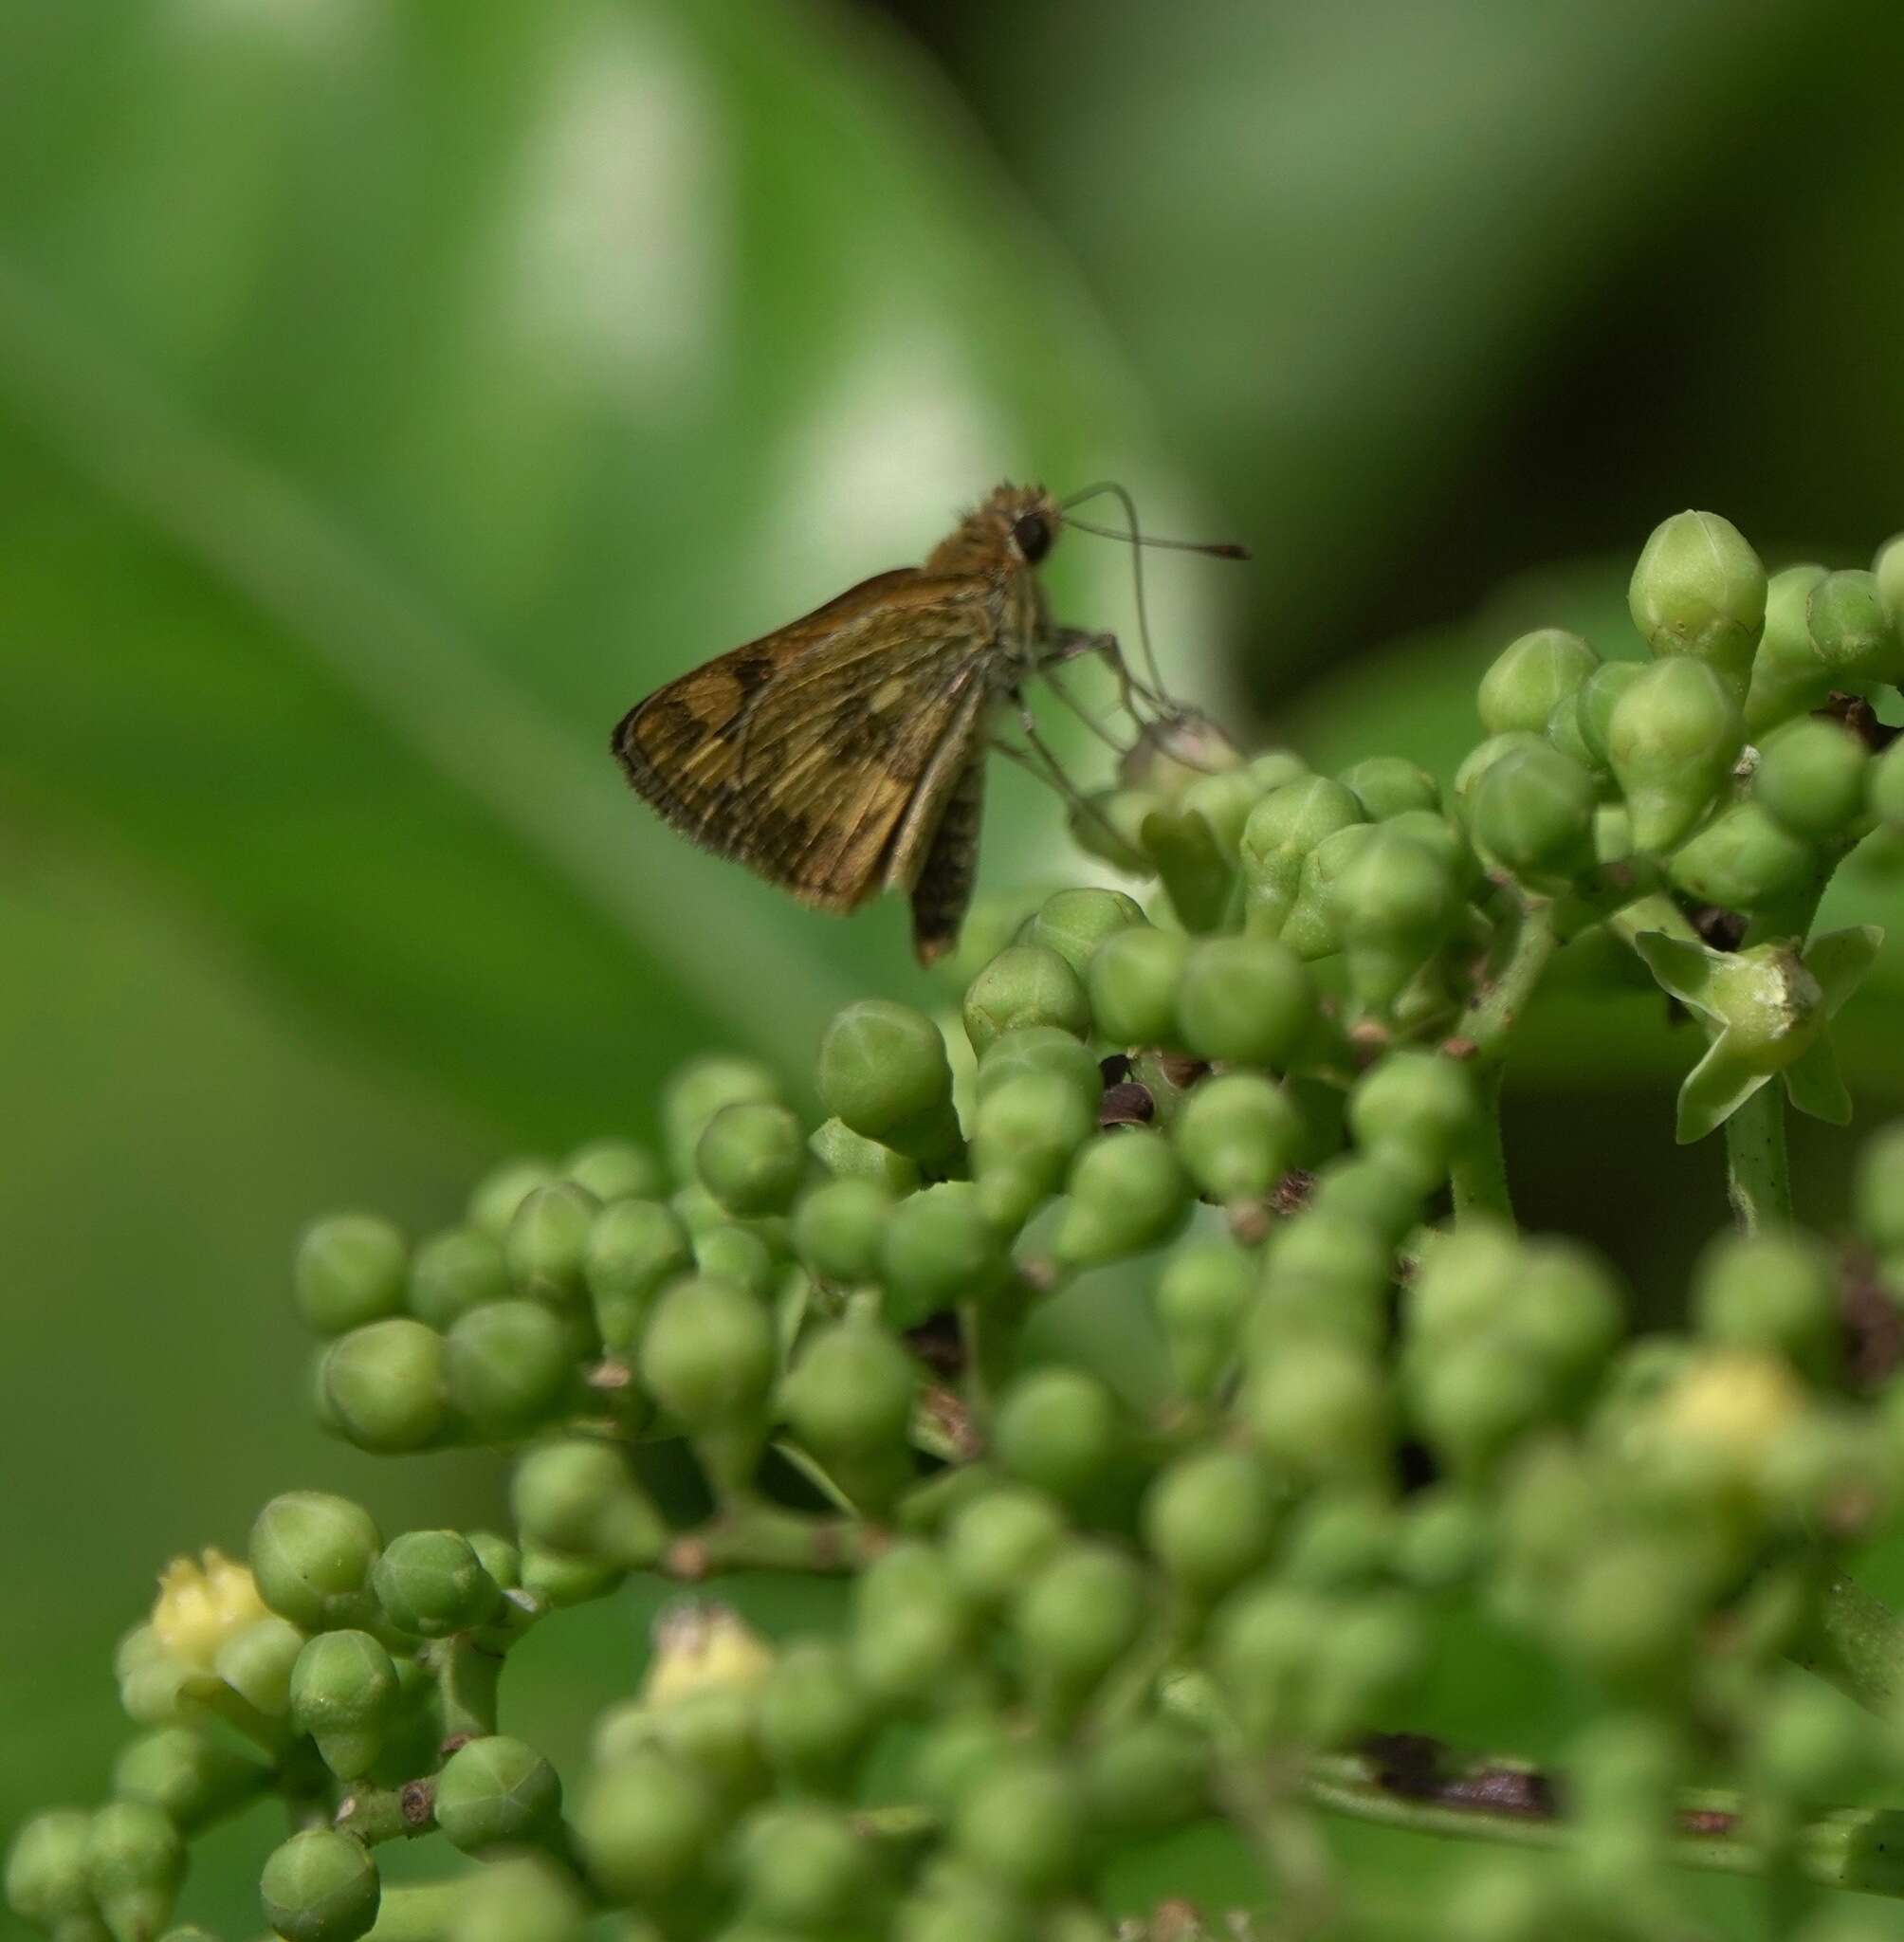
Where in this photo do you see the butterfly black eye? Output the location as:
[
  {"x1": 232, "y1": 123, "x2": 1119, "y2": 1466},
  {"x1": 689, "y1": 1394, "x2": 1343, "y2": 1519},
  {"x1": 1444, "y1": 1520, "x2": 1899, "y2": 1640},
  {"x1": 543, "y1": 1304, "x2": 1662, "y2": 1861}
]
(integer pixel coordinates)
[{"x1": 1012, "y1": 511, "x2": 1053, "y2": 563}]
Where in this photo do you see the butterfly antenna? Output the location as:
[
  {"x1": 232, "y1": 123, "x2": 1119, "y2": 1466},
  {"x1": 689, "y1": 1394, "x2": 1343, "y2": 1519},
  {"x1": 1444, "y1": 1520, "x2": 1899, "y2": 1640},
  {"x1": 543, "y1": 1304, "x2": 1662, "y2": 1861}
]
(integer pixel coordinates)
[{"x1": 1057, "y1": 480, "x2": 1249, "y2": 703}]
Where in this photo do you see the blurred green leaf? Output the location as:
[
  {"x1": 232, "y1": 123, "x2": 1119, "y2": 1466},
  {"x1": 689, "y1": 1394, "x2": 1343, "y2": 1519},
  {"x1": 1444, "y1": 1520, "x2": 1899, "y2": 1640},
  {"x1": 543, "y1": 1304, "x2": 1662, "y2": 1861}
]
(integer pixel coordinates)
[{"x1": 0, "y1": 0, "x2": 1220, "y2": 1144}]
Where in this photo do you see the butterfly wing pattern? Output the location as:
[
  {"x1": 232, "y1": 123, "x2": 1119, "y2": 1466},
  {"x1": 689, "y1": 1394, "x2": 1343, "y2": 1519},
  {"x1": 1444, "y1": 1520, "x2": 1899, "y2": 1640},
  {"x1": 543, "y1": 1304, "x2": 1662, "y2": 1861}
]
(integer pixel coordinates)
[{"x1": 613, "y1": 569, "x2": 1005, "y2": 947}]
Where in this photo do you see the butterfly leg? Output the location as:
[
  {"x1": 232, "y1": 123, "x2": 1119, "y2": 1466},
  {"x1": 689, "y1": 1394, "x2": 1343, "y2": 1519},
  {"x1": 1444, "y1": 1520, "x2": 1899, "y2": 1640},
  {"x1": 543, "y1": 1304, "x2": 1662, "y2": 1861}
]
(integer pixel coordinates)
[{"x1": 994, "y1": 695, "x2": 1143, "y2": 859}]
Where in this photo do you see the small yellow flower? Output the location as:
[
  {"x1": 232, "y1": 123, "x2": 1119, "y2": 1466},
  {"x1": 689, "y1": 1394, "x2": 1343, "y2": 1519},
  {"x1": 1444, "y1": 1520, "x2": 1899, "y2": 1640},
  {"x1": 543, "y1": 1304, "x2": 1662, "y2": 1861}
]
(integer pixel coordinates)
[
  {"x1": 150, "y1": 1548, "x2": 268, "y2": 1672},
  {"x1": 1657, "y1": 1347, "x2": 1806, "y2": 1464},
  {"x1": 639, "y1": 1599, "x2": 775, "y2": 1708}
]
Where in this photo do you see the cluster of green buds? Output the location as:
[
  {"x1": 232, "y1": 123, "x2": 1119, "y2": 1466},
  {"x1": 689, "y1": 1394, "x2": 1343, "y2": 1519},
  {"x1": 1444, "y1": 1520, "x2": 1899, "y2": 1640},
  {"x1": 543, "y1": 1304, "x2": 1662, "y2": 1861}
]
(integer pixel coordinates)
[{"x1": 11, "y1": 510, "x2": 1904, "y2": 1942}]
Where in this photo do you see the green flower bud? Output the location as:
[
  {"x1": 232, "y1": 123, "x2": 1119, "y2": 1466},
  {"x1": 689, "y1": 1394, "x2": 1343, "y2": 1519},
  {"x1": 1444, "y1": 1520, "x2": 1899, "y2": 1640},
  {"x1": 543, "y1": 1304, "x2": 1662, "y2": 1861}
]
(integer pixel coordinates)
[
  {"x1": 1254, "y1": 1212, "x2": 1391, "y2": 1353},
  {"x1": 1628, "y1": 509, "x2": 1765, "y2": 695},
  {"x1": 1692, "y1": 1231, "x2": 1838, "y2": 1382},
  {"x1": 289, "y1": 1631, "x2": 396, "y2": 1781},
  {"x1": 1180, "y1": 767, "x2": 1270, "y2": 866},
  {"x1": 433, "y1": 1736, "x2": 561, "y2": 1856},
  {"x1": 1575, "y1": 661, "x2": 1645, "y2": 766},
  {"x1": 6, "y1": 1810, "x2": 95, "y2": 1933},
  {"x1": 1014, "y1": 1541, "x2": 1146, "y2": 1706},
  {"x1": 293, "y1": 1215, "x2": 407, "y2": 1338},
  {"x1": 1239, "y1": 1340, "x2": 1389, "y2": 1480},
  {"x1": 736, "y1": 1803, "x2": 874, "y2": 1931},
  {"x1": 851, "y1": 1544, "x2": 972, "y2": 1707},
  {"x1": 880, "y1": 1182, "x2": 1008, "y2": 1327},
  {"x1": 1874, "y1": 741, "x2": 1904, "y2": 838},
  {"x1": 1308, "y1": 1154, "x2": 1427, "y2": 1249},
  {"x1": 407, "y1": 1227, "x2": 509, "y2": 1330},
  {"x1": 791, "y1": 1178, "x2": 893, "y2": 1284},
  {"x1": 520, "y1": 1547, "x2": 623, "y2": 1609},
  {"x1": 909, "y1": 1713, "x2": 1014, "y2": 1821},
  {"x1": 1277, "y1": 1492, "x2": 1400, "y2": 1590},
  {"x1": 249, "y1": 1493, "x2": 380, "y2": 1633},
  {"x1": 259, "y1": 1830, "x2": 378, "y2": 1942},
  {"x1": 112, "y1": 1729, "x2": 265, "y2": 1834},
  {"x1": 1238, "y1": 777, "x2": 1365, "y2": 937},
  {"x1": 1450, "y1": 731, "x2": 1547, "y2": 824},
  {"x1": 975, "y1": 1026, "x2": 1103, "y2": 1116},
  {"x1": 467, "y1": 1158, "x2": 558, "y2": 1241},
  {"x1": 214, "y1": 1615, "x2": 305, "y2": 1719},
  {"x1": 370, "y1": 1530, "x2": 501, "y2": 1638},
  {"x1": 445, "y1": 1300, "x2": 577, "y2": 1437},
  {"x1": 1328, "y1": 827, "x2": 1462, "y2": 1008},
  {"x1": 962, "y1": 944, "x2": 1090, "y2": 1058},
  {"x1": 1142, "y1": 797, "x2": 1235, "y2": 932},
  {"x1": 757, "y1": 1640, "x2": 871, "y2": 1790},
  {"x1": 584, "y1": 1199, "x2": 692, "y2": 1356},
  {"x1": 818, "y1": 1000, "x2": 958, "y2": 1163},
  {"x1": 971, "y1": 1071, "x2": 1097, "y2": 1230},
  {"x1": 1607, "y1": 655, "x2": 1743, "y2": 852},
  {"x1": 943, "y1": 1487, "x2": 1066, "y2": 1609},
  {"x1": 1548, "y1": 1534, "x2": 1701, "y2": 1678},
  {"x1": 695, "y1": 1103, "x2": 807, "y2": 1218},
  {"x1": 782, "y1": 1320, "x2": 916, "y2": 1481},
  {"x1": 1172, "y1": 1072, "x2": 1303, "y2": 1204},
  {"x1": 1279, "y1": 821, "x2": 1377, "y2": 959},
  {"x1": 511, "y1": 1441, "x2": 666, "y2": 1568},
  {"x1": 1810, "y1": 568, "x2": 1903, "y2": 687},
  {"x1": 1054, "y1": 1127, "x2": 1192, "y2": 1266},
  {"x1": 640, "y1": 1274, "x2": 775, "y2": 1429},
  {"x1": 1742, "y1": 562, "x2": 1831, "y2": 732},
  {"x1": 1070, "y1": 785, "x2": 1162, "y2": 873},
  {"x1": 1153, "y1": 1239, "x2": 1254, "y2": 1398},
  {"x1": 443, "y1": 1855, "x2": 583, "y2": 1942},
  {"x1": 949, "y1": 1754, "x2": 1084, "y2": 1896},
  {"x1": 505, "y1": 1182, "x2": 600, "y2": 1308},
  {"x1": 82, "y1": 1802, "x2": 182, "y2": 1942},
  {"x1": 1313, "y1": 1595, "x2": 1429, "y2": 1740},
  {"x1": 576, "y1": 1753, "x2": 720, "y2": 1903},
  {"x1": 1348, "y1": 1050, "x2": 1479, "y2": 1188},
  {"x1": 1086, "y1": 925, "x2": 1190, "y2": 1048},
  {"x1": 1754, "y1": 716, "x2": 1869, "y2": 841},
  {"x1": 1502, "y1": 1241, "x2": 1624, "y2": 1395},
  {"x1": 1081, "y1": 1715, "x2": 1208, "y2": 1836},
  {"x1": 1212, "y1": 1579, "x2": 1327, "y2": 1741},
  {"x1": 1411, "y1": 1336, "x2": 1547, "y2": 1478},
  {"x1": 1471, "y1": 743, "x2": 1598, "y2": 889},
  {"x1": 1856, "y1": 1122, "x2": 1904, "y2": 1251},
  {"x1": 664, "y1": 1056, "x2": 780, "y2": 1185},
  {"x1": 1338, "y1": 755, "x2": 1441, "y2": 821},
  {"x1": 691, "y1": 1221, "x2": 780, "y2": 1302},
  {"x1": 562, "y1": 1137, "x2": 664, "y2": 1205},
  {"x1": 1144, "y1": 1447, "x2": 1278, "y2": 1598},
  {"x1": 1176, "y1": 936, "x2": 1312, "y2": 1064},
  {"x1": 807, "y1": 1115, "x2": 919, "y2": 1193},
  {"x1": 1749, "y1": 1677, "x2": 1872, "y2": 1809},
  {"x1": 1478, "y1": 628, "x2": 1599, "y2": 736},
  {"x1": 994, "y1": 1368, "x2": 1120, "y2": 1502},
  {"x1": 320, "y1": 1318, "x2": 446, "y2": 1454},
  {"x1": 1545, "y1": 686, "x2": 1600, "y2": 772},
  {"x1": 1028, "y1": 888, "x2": 1147, "y2": 974},
  {"x1": 1665, "y1": 799, "x2": 1814, "y2": 911}
]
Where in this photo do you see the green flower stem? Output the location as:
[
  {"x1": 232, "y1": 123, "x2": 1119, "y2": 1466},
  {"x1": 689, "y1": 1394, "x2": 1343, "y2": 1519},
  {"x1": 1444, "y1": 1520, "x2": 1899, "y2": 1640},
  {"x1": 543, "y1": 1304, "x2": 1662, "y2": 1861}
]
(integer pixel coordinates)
[
  {"x1": 1448, "y1": 1065, "x2": 1513, "y2": 1227},
  {"x1": 1723, "y1": 1081, "x2": 1793, "y2": 1235},
  {"x1": 1788, "y1": 1569, "x2": 1904, "y2": 1717},
  {"x1": 333, "y1": 1782, "x2": 434, "y2": 1846},
  {"x1": 663, "y1": 1498, "x2": 870, "y2": 1577},
  {"x1": 1298, "y1": 1753, "x2": 1904, "y2": 1896},
  {"x1": 1443, "y1": 895, "x2": 1559, "y2": 1227},
  {"x1": 1453, "y1": 895, "x2": 1559, "y2": 1066},
  {"x1": 426, "y1": 1635, "x2": 502, "y2": 1743}
]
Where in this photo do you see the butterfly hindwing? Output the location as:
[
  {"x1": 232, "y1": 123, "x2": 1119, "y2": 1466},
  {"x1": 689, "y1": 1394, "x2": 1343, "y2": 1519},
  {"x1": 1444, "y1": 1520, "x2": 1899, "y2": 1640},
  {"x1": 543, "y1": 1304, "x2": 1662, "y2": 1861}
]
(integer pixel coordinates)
[{"x1": 613, "y1": 569, "x2": 1003, "y2": 911}]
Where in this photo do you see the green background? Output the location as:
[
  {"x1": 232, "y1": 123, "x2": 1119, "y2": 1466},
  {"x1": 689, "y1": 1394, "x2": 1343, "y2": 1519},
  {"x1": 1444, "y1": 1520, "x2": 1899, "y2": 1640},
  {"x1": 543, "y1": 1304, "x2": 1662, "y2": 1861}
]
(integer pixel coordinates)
[{"x1": 7, "y1": 0, "x2": 1904, "y2": 1932}]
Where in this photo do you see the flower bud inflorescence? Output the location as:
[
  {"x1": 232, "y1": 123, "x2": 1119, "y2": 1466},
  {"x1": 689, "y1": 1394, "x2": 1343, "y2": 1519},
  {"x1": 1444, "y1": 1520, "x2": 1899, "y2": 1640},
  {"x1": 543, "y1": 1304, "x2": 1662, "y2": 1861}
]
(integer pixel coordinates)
[{"x1": 14, "y1": 505, "x2": 1904, "y2": 1942}]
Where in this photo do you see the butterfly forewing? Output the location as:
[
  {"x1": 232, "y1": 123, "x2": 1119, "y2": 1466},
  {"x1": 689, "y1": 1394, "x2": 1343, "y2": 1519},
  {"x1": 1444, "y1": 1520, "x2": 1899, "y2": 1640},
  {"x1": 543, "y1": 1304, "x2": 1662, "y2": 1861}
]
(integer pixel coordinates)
[{"x1": 613, "y1": 568, "x2": 1005, "y2": 912}]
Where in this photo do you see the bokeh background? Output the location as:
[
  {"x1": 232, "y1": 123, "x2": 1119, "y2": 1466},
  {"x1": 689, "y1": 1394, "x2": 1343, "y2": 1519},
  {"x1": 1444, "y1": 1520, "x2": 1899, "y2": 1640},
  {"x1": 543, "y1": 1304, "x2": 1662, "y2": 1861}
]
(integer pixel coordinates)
[{"x1": 8, "y1": 0, "x2": 1904, "y2": 1932}]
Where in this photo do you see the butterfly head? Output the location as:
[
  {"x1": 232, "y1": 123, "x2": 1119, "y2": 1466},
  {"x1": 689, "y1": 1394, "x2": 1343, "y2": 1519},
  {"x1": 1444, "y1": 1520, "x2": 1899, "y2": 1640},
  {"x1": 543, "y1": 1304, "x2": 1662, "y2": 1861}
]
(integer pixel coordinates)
[{"x1": 927, "y1": 483, "x2": 1063, "y2": 577}]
